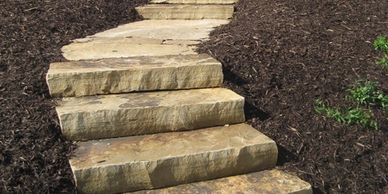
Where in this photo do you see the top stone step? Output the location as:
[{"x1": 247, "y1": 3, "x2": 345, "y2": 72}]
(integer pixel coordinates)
[
  {"x1": 136, "y1": 4, "x2": 234, "y2": 20},
  {"x1": 150, "y1": 0, "x2": 239, "y2": 4}
]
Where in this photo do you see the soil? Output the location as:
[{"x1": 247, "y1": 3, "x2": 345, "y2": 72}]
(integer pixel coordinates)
[
  {"x1": 1, "y1": 0, "x2": 387, "y2": 193},
  {"x1": 198, "y1": 0, "x2": 388, "y2": 193},
  {"x1": 0, "y1": 0, "x2": 147, "y2": 193}
]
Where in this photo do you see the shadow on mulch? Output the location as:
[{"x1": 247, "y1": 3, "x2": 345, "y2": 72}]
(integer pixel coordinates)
[
  {"x1": 0, "y1": 0, "x2": 147, "y2": 193},
  {"x1": 199, "y1": 0, "x2": 388, "y2": 193}
]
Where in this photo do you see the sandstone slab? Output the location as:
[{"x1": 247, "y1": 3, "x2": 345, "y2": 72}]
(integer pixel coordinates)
[
  {"x1": 136, "y1": 4, "x2": 234, "y2": 20},
  {"x1": 70, "y1": 124, "x2": 278, "y2": 194},
  {"x1": 61, "y1": 37, "x2": 197, "y2": 61},
  {"x1": 130, "y1": 170, "x2": 312, "y2": 194},
  {"x1": 57, "y1": 88, "x2": 245, "y2": 140},
  {"x1": 47, "y1": 54, "x2": 223, "y2": 97},
  {"x1": 150, "y1": 0, "x2": 239, "y2": 4},
  {"x1": 82, "y1": 20, "x2": 229, "y2": 41}
]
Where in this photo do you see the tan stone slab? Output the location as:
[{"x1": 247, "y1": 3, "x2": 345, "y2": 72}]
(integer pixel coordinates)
[
  {"x1": 129, "y1": 170, "x2": 312, "y2": 194},
  {"x1": 70, "y1": 124, "x2": 278, "y2": 194},
  {"x1": 61, "y1": 37, "x2": 198, "y2": 61},
  {"x1": 47, "y1": 54, "x2": 223, "y2": 97},
  {"x1": 57, "y1": 88, "x2": 245, "y2": 140},
  {"x1": 136, "y1": 4, "x2": 234, "y2": 20},
  {"x1": 151, "y1": 0, "x2": 239, "y2": 4},
  {"x1": 82, "y1": 20, "x2": 230, "y2": 41}
]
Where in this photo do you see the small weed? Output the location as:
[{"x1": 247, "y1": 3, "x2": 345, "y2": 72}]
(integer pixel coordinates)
[
  {"x1": 347, "y1": 80, "x2": 388, "y2": 110},
  {"x1": 314, "y1": 99, "x2": 378, "y2": 129},
  {"x1": 373, "y1": 36, "x2": 388, "y2": 68},
  {"x1": 373, "y1": 36, "x2": 388, "y2": 53}
]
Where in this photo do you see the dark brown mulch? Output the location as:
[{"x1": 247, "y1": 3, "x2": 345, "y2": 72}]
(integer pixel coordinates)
[
  {"x1": 199, "y1": 0, "x2": 387, "y2": 193},
  {"x1": 0, "y1": 0, "x2": 147, "y2": 193}
]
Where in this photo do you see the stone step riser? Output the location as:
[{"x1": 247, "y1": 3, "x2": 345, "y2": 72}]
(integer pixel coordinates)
[
  {"x1": 70, "y1": 124, "x2": 278, "y2": 194},
  {"x1": 47, "y1": 54, "x2": 223, "y2": 97},
  {"x1": 136, "y1": 5, "x2": 234, "y2": 20},
  {"x1": 57, "y1": 88, "x2": 245, "y2": 141},
  {"x1": 129, "y1": 170, "x2": 313, "y2": 194}
]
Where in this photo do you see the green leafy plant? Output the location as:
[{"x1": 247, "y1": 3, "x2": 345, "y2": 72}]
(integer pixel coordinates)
[
  {"x1": 373, "y1": 36, "x2": 388, "y2": 68},
  {"x1": 314, "y1": 99, "x2": 378, "y2": 129},
  {"x1": 347, "y1": 80, "x2": 388, "y2": 110}
]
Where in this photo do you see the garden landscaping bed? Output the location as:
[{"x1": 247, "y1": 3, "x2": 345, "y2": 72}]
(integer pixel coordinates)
[
  {"x1": 0, "y1": 0, "x2": 387, "y2": 193},
  {"x1": 198, "y1": 0, "x2": 387, "y2": 193}
]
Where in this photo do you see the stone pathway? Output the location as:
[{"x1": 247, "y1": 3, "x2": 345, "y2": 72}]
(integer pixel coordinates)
[{"x1": 46, "y1": 1, "x2": 312, "y2": 193}]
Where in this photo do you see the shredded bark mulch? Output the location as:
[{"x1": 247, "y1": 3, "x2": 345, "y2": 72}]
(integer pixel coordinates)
[
  {"x1": 0, "y1": 1, "x2": 147, "y2": 193},
  {"x1": 199, "y1": 0, "x2": 387, "y2": 193}
]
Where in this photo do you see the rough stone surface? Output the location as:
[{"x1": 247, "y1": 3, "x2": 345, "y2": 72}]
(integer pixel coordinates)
[
  {"x1": 130, "y1": 170, "x2": 312, "y2": 194},
  {"x1": 56, "y1": 88, "x2": 245, "y2": 140},
  {"x1": 70, "y1": 124, "x2": 278, "y2": 194},
  {"x1": 61, "y1": 37, "x2": 198, "y2": 61},
  {"x1": 47, "y1": 54, "x2": 223, "y2": 97},
  {"x1": 136, "y1": 4, "x2": 234, "y2": 20},
  {"x1": 82, "y1": 20, "x2": 230, "y2": 41},
  {"x1": 150, "y1": 0, "x2": 238, "y2": 4}
]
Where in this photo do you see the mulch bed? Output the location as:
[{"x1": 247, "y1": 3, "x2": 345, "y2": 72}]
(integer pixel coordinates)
[
  {"x1": 0, "y1": 0, "x2": 147, "y2": 193},
  {"x1": 1, "y1": 0, "x2": 387, "y2": 193},
  {"x1": 198, "y1": 0, "x2": 387, "y2": 193}
]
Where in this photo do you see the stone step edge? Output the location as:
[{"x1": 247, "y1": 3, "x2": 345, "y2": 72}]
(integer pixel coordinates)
[
  {"x1": 128, "y1": 169, "x2": 312, "y2": 194},
  {"x1": 150, "y1": 0, "x2": 239, "y2": 5},
  {"x1": 69, "y1": 123, "x2": 278, "y2": 194},
  {"x1": 46, "y1": 54, "x2": 223, "y2": 97}
]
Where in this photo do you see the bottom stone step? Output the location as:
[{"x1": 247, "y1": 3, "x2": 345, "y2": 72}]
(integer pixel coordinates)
[
  {"x1": 130, "y1": 169, "x2": 312, "y2": 194},
  {"x1": 70, "y1": 124, "x2": 278, "y2": 194}
]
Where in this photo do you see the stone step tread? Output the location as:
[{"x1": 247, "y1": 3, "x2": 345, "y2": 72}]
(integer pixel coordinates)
[
  {"x1": 57, "y1": 88, "x2": 245, "y2": 140},
  {"x1": 61, "y1": 37, "x2": 198, "y2": 61},
  {"x1": 129, "y1": 169, "x2": 312, "y2": 194},
  {"x1": 136, "y1": 4, "x2": 234, "y2": 20},
  {"x1": 70, "y1": 123, "x2": 278, "y2": 194},
  {"x1": 150, "y1": 0, "x2": 239, "y2": 4},
  {"x1": 77, "y1": 19, "x2": 229, "y2": 41},
  {"x1": 47, "y1": 54, "x2": 223, "y2": 97}
]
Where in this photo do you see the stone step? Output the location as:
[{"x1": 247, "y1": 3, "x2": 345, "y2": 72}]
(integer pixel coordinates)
[
  {"x1": 129, "y1": 170, "x2": 312, "y2": 194},
  {"x1": 80, "y1": 19, "x2": 229, "y2": 41},
  {"x1": 57, "y1": 88, "x2": 245, "y2": 141},
  {"x1": 150, "y1": 0, "x2": 239, "y2": 4},
  {"x1": 70, "y1": 124, "x2": 278, "y2": 194},
  {"x1": 61, "y1": 37, "x2": 198, "y2": 61},
  {"x1": 47, "y1": 54, "x2": 223, "y2": 97},
  {"x1": 136, "y1": 4, "x2": 234, "y2": 20}
]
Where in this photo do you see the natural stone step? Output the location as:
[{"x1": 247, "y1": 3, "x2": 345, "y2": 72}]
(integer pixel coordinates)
[
  {"x1": 150, "y1": 0, "x2": 239, "y2": 4},
  {"x1": 79, "y1": 20, "x2": 229, "y2": 41},
  {"x1": 129, "y1": 170, "x2": 312, "y2": 194},
  {"x1": 57, "y1": 88, "x2": 245, "y2": 140},
  {"x1": 47, "y1": 54, "x2": 223, "y2": 97},
  {"x1": 62, "y1": 37, "x2": 197, "y2": 61},
  {"x1": 70, "y1": 124, "x2": 278, "y2": 194},
  {"x1": 136, "y1": 4, "x2": 234, "y2": 20}
]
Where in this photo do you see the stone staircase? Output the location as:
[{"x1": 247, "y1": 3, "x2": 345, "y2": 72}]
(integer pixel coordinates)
[{"x1": 47, "y1": 1, "x2": 312, "y2": 193}]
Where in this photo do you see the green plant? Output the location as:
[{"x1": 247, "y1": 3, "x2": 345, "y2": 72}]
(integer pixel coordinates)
[
  {"x1": 314, "y1": 99, "x2": 378, "y2": 129},
  {"x1": 373, "y1": 36, "x2": 388, "y2": 68},
  {"x1": 347, "y1": 80, "x2": 388, "y2": 110}
]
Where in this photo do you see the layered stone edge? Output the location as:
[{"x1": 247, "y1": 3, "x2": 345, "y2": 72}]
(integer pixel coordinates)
[
  {"x1": 69, "y1": 124, "x2": 278, "y2": 194},
  {"x1": 46, "y1": 54, "x2": 223, "y2": 97}
]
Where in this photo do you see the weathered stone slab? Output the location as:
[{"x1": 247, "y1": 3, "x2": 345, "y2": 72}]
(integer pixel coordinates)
[
  {"x1": 151, "y1": 0, "x2": 239, "y2": 4},
  {"x1": 57, "y1": 88, "x2": 245, "y2": 140},
  {"x1": 70, "y1": 124, "x2": 278, "y2": 194},
  {"x1": 47, "y1": 54, "x2": 223, "y2": 97},
  {"x1": 83, "y1": 20, "x2": 229, "y2": 41},
  {"x1": 129, "y1": 170, "x2": 312, "y2": 194},
  {"x1": 61, "y1": 37, "x2": 197, "y2": 61},
  {"x1": 136, "y1": 4, "x2": 234, "y2": 20}
]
